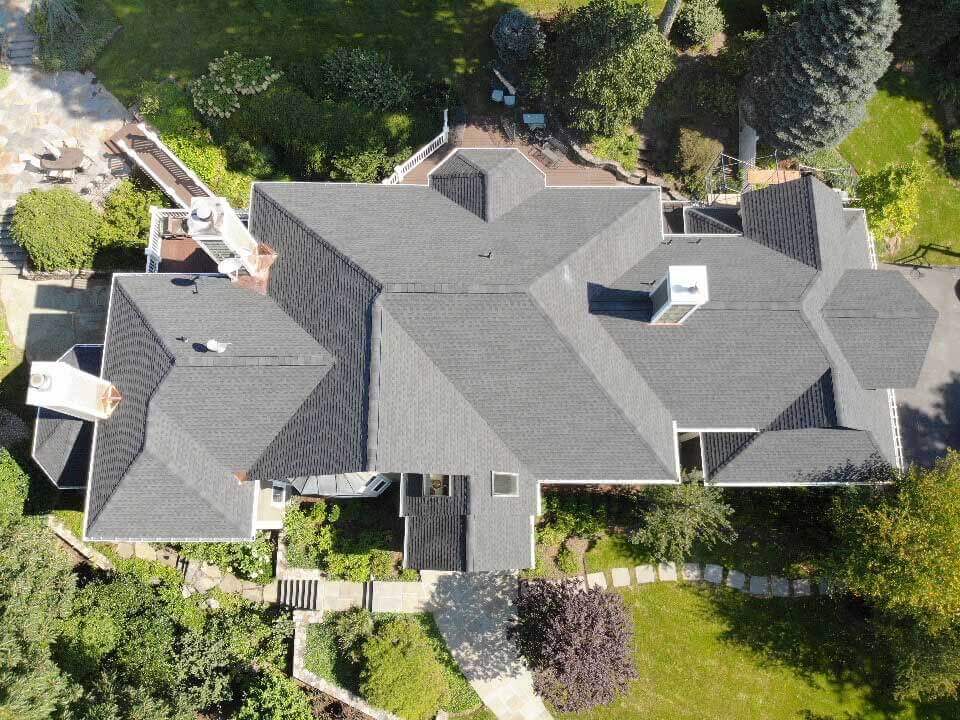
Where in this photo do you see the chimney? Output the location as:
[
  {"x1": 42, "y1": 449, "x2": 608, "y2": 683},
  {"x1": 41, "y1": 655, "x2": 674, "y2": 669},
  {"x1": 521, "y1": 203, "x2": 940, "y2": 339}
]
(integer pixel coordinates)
[
  {"x1": 26, "y1": 361, "x2": 122, "y2": 422},
  {"x1": 650, "y1": 266, "x2": 709, "y2": 325}
]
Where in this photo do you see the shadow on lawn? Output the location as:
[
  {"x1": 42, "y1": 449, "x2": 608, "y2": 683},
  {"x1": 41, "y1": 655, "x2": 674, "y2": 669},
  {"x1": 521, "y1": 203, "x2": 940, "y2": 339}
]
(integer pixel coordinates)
[{"x1": 706, "y1": 590, "x2": 960, "y2": 719}]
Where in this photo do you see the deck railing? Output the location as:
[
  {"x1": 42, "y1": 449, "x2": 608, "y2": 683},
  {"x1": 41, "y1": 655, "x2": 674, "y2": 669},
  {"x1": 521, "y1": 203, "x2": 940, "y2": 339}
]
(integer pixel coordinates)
[
  {"x1": 888, "y1": 388, "x2": 905, "y2": 471},
  {"x1": 146, "y1": 208, "x2": 188, "y2": 272},
  {"x1": 382, "y1": 109, "x2": 449, "y2": 185}
]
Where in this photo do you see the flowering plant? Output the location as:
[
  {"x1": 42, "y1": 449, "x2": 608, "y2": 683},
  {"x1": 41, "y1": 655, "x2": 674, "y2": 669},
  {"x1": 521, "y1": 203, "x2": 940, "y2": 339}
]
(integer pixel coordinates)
[{"x1": 191, "y1": 51, "x2": 281, "y2": 119}]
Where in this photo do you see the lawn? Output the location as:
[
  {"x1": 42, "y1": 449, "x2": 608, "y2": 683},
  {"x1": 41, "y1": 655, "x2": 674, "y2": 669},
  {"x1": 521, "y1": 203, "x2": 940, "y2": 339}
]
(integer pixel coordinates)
[
  {"x1": 95, "y1": 0, "x2": 663, "y2": 105},
  {"x1": 840, "y1": 69, "x2": 960, "y2": 265},
  {"x1": 557, "y1": 583, "x2": 960, "y2": 720}
]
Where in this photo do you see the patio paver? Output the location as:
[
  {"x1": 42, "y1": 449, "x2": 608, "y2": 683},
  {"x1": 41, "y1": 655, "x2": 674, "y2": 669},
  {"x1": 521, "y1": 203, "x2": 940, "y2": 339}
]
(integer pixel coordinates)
[
  {"x1": 770, "y1": 576, "x2": 790, "y2": 597},
  {"x1": 725, "y1": 569, "x2": 746, "y2": 591},
  {"x1": 682, "y1": 563, "x2": 702, "y2": 581},
  {"x1": 610, "y1": 567, "x2": 631, "y2": 587},
  {"x1": 749, "y1": 575, "x2": 770, "y2": 596},
  {"x1": 657, "y1": 562, "x2": 678, "y2": 581},
  {"x1": 704, "y1": 564, "x2": 724, "y2": 584},
  {"x1": 586, "y1": 572, "x2": 607, "y2": 590},
  {"x1": 635, "y1": 564, "x2": 656, "y2": 584}
]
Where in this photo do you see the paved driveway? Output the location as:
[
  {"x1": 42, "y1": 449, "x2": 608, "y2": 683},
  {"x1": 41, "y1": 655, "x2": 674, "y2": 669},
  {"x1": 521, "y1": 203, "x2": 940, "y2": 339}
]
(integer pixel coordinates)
[{"x1": 889, "y1": 264, "x2": 960, "y2": 466}]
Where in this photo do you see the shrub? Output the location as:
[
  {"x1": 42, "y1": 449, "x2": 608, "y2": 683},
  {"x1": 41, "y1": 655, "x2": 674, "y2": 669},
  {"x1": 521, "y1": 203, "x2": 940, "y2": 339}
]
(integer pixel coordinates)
[
  {"x1": 176, "y1": 532, "x2": 275, "y2": 581},
  {"x1": 492, "y1": 9, "x2": 546, "y2": 70},
  {"x1": 223, "y1": 135, "x2": 276, "y2": 178},
  {"x1": 314, "y1": 48, "x2": 412, "y2": 111},
  {"x1": 856, "y1": 160, "x2": 927, "y2": 254},
  {"x1": 360, "y1": 617, "x2": 445, "y2": 720},
  {"x1": 0, "y1": 66, "x2": 10, "y2": 90},
  {"x1": 191, "y1": 51, "x2": 281, "y2": 119},
  {"x1": 0, "y1": 449, "x2": 29, "y2": 529},
  {"x1": 139, "y1": 81, "x2": 256, "y2": 206},
  {"x1": 330, "y1": 144, "x2": 407, "y2": 183},
  {"x1": 548, "y1": 0, "x2": 675, "y2": 135},
  {"x1": 235, "y1": 671, "x2": 313, "y2": 720},
  {"x1": 96, "y1": 179, "x2": 165, "y2": 250},
  {"x1": 675, "y1": 0, "x2": 725, "y2": 47},
  {"x1": 555, "y1": 545, "x2": 582, "y2": 575},
  {"x1": 511, "y1": 579, "x2": 636, "y2": 711},
  {"x1": 831, "y1": 452, "x2": 960, "y2": 631},
  {"x1": 282, "y1": 501, "x2": 336, "y2": 569},
  {"x1": 330, "y1": 607, "x2": 374, "y2": 664},
  {"x1": 674, "y1": 127, "x2": 722, "y2": 198},
  {"x1": 588, "y1": 126, "x2": 640, "y2": 171},
  {"x1": 304, "y1": 622, "x2": 340, "y2": 682},
  {"x1": 629, "y1": 480, "x2": 736, "y2": 562},
  {"x1": 12, "y1": 188, "x2": 100, "y2": 270},
  {"x1": 943, "y1": 128, "x2": 960, "y2": 179}
]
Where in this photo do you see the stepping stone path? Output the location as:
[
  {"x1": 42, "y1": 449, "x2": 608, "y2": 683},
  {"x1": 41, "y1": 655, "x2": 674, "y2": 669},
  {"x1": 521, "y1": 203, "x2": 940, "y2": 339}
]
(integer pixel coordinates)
[{"x1": 569, "y1": 561, "x2": 824, "y2": 599}]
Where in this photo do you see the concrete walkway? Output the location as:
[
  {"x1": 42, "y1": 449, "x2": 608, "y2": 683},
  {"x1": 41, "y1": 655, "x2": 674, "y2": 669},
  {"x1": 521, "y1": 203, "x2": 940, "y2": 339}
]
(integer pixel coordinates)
[
  {"x1": 431, "y1": 572, "x2": 552, "y2": 720},
  {"x1": 890, "y1": 264, "x2": 960, "y2": 466},
  {"x1": 0, "y1": 275, "x2": 109, "y2": 360}
]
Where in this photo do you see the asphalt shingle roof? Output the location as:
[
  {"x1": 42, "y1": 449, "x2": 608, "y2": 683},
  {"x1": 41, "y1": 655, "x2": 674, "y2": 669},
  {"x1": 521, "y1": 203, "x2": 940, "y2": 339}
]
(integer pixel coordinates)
[
  {"x1": 83, "y1": 151, "x2": 936, "y2": 561},
  {"x1": 33, "y1": 344, "x2": 102, "y2": 489}
]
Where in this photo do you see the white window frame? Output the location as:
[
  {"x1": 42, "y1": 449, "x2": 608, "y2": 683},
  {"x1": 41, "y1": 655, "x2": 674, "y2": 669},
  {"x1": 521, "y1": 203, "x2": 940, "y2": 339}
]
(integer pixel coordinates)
[
  {"x1": 270, "y1": 480, "x2": 288, "y2": 507},
  {"x1": 491, "y1": 471, "x2": 520, "y2": 497}
]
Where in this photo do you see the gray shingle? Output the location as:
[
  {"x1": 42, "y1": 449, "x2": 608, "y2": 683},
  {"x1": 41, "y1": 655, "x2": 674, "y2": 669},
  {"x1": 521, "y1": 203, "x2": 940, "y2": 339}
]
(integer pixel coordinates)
[
  {"x1": 33, "y1": 344, "x2": 102, "y2": 489},
  {"x1": 823, "y1": 270, "x2": 938, "y2": 388},
  {"x1": 741, "y1": 176, "x2": 822, "y2": 268},
  {"x1": 429, "y1": 149, "x2": 545, "y2": 222}
]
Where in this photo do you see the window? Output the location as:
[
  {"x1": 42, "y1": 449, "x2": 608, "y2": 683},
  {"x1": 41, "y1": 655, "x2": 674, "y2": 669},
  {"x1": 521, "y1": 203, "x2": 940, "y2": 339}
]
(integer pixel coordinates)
[
  {"x1": 492, "y1": 471, "x2": 519, "y2": 497},
  {"x1": 371, "y1": 478, "x2": 388, "y2": 493},
  {"x1": 271, "y1": 481, "x2": 287, "y2": 507}
]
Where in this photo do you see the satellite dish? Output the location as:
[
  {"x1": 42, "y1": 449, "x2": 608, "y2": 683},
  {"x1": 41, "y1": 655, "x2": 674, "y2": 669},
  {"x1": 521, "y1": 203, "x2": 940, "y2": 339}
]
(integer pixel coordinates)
[{"x1": 217, "y1": 257, "x2": 243, "y2": 278}]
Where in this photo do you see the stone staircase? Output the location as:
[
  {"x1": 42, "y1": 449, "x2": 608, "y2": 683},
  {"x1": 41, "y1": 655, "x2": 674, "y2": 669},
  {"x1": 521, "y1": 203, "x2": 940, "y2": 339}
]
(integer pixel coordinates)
[
  {"x1": 0, "y1": 208, "x2": 27, "y2": 275},
  {"x1": 279, "y1": 578, "x2": 323, "y2": 609},
  {"x1": 2, "y1": 30, "x2": 36, "y2": 67}
]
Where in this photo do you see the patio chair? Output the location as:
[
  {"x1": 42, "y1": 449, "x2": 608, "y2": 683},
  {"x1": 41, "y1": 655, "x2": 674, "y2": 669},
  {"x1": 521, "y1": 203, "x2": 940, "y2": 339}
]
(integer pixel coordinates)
[
  {"x1": 536, "y1": 143, "x2": 563, "y2": 169},
  {"x1": 491, "y1": 88, "x2": 504, "y2": 103}
]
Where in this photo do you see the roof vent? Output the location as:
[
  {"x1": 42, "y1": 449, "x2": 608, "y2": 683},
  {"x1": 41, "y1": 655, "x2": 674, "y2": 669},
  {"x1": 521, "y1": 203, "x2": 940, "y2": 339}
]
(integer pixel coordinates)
[
  {"x1": 206, "y1": 339, "x2": 230, "y2": 353},
  {"x1": 25, "y1": 361, "x2": 121, "y2": 421},
  {"x1": 650, "y1": 266, "x2": 709, "y2": 325}
]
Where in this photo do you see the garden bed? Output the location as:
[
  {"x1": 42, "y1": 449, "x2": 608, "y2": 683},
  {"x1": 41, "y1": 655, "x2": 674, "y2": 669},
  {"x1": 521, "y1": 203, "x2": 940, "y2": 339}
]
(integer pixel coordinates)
[
  {"x1": 284, "y1": 486, "x2": 417, "y2": 582},
  {"x1": 305, "y1": 610, "x2": 482, "y2": 718}
]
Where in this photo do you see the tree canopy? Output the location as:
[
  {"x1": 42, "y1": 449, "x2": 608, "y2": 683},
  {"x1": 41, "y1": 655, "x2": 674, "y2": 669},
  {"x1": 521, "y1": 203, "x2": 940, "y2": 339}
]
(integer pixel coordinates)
[
  {"x1": 831, "y1": 451, "x2": 960, "y2": 631},
  {"x1": 741, "y1": 0, "x2": 899, "y2": 154},
  {"x1": 511, "y1": 579, "x2": 636, "y2": 711},
  {"x1": 547, "y1": 0, "x2": 675, "y2": 136}
]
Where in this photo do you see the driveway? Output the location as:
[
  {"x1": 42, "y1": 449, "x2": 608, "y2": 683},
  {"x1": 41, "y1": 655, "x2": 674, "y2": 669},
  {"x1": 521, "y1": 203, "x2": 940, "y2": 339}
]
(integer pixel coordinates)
[
  {"x1": 0, "y1": 276, "x2": 109, "y2": 361},
  {"x1": 889, "y1": 264, "x2": 960, "y2": 467}
]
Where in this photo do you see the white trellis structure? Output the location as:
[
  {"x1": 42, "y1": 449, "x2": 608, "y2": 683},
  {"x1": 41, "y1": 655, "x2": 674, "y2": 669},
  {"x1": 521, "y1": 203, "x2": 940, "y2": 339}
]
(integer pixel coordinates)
[{"x1": 382, "y1": 109, "x2": 449, "y2": 185}]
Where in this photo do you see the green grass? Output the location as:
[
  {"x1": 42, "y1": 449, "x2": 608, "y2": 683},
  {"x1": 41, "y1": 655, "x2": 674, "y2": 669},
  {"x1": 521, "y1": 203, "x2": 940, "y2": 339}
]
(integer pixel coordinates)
[
  {"x1": 584, "y1": 534, "x2": 651, "y2": 574},
  {"x1": 840, "y1": 69, "x2": 960, "y2": 265},
  {"x1": 95, "y1": 0, "x2": 662, "y2": 106},
  {"x1": 558, "y1": 584, "x2": 960, "y2": 720}
]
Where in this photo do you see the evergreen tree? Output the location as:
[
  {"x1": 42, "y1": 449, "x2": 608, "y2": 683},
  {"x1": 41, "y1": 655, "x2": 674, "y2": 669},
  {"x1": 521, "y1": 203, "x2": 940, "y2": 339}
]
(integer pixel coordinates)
[{"x1": 741, "y1": 0, "x2": 899, "y2": 154}]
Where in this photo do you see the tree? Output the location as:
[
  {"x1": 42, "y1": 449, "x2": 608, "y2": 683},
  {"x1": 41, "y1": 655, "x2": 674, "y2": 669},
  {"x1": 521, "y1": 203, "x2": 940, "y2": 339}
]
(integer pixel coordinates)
[
  {"x1": 741, "y1": 0, "x2": 899, "y2": 154},
  {"x1": 892, "y1": 0, "x2": 960, "y2": 61},
  {"x1": 675, "y1": 0, "x2": 725, "y2": 47},
  {"x1": 831, "y1": 452, "x2": 960, "y2": 631},
  {"x1": 492, "y1": 9, "x2": 545, "y2": 70},
  {"x1": 360, "y1": 617, "x2": 445, "y2": 720},
  {"x1": 547, "y1": 0, "x2": 675, "y2": 135},
  {"x1": 658, "y1": 0, "x2": 683, "y2": 36},
  {"x1": 856, "y1": 160, "x2": 927, "y2": 254},
  {"x1": 510, "y1": 579, "x2": 636, "y2": 711},
  {"x1": 629, "y1": 477, "x2": 736, "y2": 562}
]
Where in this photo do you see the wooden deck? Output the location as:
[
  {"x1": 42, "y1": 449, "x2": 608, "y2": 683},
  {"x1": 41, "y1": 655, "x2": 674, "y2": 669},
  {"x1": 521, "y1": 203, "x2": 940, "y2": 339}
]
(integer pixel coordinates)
[
  {"x1": 107, "y1": 123, "x2": 212, "y2": 208},
  {"x1": 401, "y1": 121, "x2": 621, "y2": 186}
]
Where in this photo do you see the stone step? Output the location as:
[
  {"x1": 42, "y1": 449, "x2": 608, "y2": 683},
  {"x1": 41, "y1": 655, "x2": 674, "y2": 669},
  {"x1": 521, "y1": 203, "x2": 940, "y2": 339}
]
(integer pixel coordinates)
[{"x1": 5, "y1": 56, "x2": 33, "y2": 66}]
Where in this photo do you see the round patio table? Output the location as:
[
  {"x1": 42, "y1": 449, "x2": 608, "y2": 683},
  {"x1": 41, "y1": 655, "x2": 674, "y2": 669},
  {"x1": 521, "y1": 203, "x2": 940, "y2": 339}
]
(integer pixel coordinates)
[{"x1": 40, "y1": 148, "x2": 86, "y2": 172}]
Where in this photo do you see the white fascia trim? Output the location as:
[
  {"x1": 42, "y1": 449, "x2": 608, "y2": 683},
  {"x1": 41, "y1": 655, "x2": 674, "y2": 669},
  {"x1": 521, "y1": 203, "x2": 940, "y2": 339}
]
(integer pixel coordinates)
[
  {"x1": 82, "y1": 274, "x2": 119, "y2": 541},
  {"x1": 672, "y1": 420, "x2": 682, "y2": 479},
  {"x1": 709, "y1": 481, "x2": 888, "y2": 488},
  {"x1": 86, "y1": 535, "x2": 255, "y2": 543},
  {"x1": 529, "y1": 515, "x2": 536, "y2": 568},
  {"x1": 663, "y1": 232, "x2": 745, "y2": 238},
  {"x1": 887, "y1": 388, "x2": 905, "y2": 471},
  {"x1": 676, "y1": 427, "x2": 759, "y2": 433},
  {"x1": 401, "y1": 516, "x2": 410, "y2": 568},
  {"x1": 399, "y1": 474, "x2": 406, "y2": 516},
  {"x1": 700, "y1": 437, "x2": 709, "y2": 482},
  {"x1": 539, "y1": 478, "x2": 680, "y2": 485}
]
